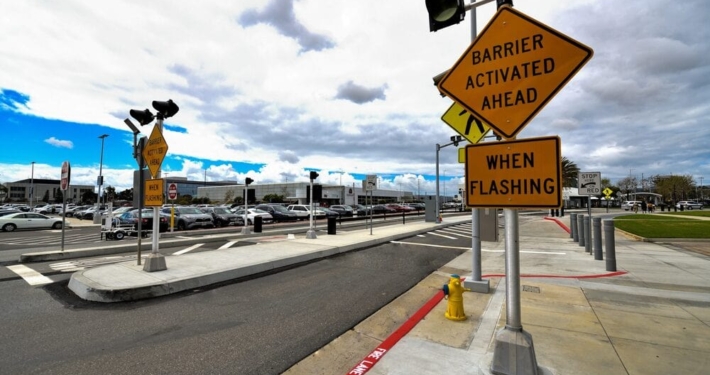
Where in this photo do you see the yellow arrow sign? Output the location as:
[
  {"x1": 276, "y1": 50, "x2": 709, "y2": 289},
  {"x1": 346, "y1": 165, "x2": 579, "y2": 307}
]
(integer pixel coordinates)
[
  {"x1": 142, "y1": 125, "x2": 169, "y2": 179},
  {"x1": 441, "y1": 102, "x2": 491, "y2": 145}
]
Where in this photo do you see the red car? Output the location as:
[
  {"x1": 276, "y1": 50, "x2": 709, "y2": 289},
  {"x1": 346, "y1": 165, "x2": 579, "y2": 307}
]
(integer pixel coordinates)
[{"x1": 385, "y1": 203, "x2": 414, "y2": 212}]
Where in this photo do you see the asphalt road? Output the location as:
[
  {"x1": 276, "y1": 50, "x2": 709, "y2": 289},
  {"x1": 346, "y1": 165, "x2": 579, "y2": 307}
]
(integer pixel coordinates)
[{"x1": 0, "y1": 222, "x2": 470, "y2": 375}]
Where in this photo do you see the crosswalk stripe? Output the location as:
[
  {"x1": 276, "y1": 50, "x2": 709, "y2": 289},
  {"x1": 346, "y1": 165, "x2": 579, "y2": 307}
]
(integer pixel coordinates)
[
  {"x1": 218, "y1": 241, "x2": 238, "y2": 250},
  {"x1": 173, "y1": 244, "x2": 203, "y2": 255},
  {"x1": 6, "y1": 265, "x2": 54, "y2": 285},
  {"x1": 430, "y1": 231, "x2": 458, "y2": 240}
]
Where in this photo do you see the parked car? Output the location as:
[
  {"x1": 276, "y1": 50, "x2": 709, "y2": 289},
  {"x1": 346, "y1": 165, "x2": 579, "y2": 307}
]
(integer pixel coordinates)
[
  {"x1": 60, "y1": 205, "x2": 89, "y2": 217},
  {"x1": 385, "y1": 203, "x2": 414, "y2": 212},
  {"x1": 366, "y1": 205, "x2": 397, "y2": 215},
  {"x1": 200, "y1": 206, "x2": 243, "y2": 227},
  {"x1": 676, "y1": 201, "x2": 703, "y2": 210},
  {"x1": 0, "y1": 209, "x2": 22, "y2": 217},
  {"x1": 254, "y1": 204, "x2": 299, "y2": 223},
  {"x1": 116, "y1": 209, "x2": 170, "y2": 232},
  {"x1": 350, "y1": 204, "x2": 367, "y2": 216},
  {"x1": 329, "y1": 205, "x2": 354, "y2": 217},
  {"x1": 621, "y1": 201, "x2": 641, "y2": 211},
  {"x1": 287, "y1": 204, "x2": 326, "y2": 220},
  {"x1": 316, "y1": 207, "x2": 340, "y2": 219},
  {"x1": 160, "y1": 206, "x2": 214, "y2": 230},
  {"x1": 406, "y1": 203, "x2": 426, "y2": 211},
  {"x1": 77, "y1": 206, "x2": 108, "y2": 220},
  {"x1": 0, "y1": 212, "x2": 64, "y2": 232},
  {"x1": 233, "y1": 208, "x2": 274, "y2": 225},
  {"x1": 34, "y1": 204, "x2": 63, "y2": 214}
]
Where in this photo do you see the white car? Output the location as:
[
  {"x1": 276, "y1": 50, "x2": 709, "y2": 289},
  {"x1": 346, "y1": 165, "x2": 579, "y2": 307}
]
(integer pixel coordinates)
[
  {"x1": 0, "y1": 212, "x2": 64, "y2": 232},
  {"x1": 233, "y1": 208, "x2": 274, "y2": 225},
  {"x1": 287, "y1": 204, "x2": 326, "y2": 219},
  {"x1": 621, "y1": 201, "x2": 641, "y2": 211},
  {"x1": 676, "y1": 201, "x2": 703, "y2": 210}
]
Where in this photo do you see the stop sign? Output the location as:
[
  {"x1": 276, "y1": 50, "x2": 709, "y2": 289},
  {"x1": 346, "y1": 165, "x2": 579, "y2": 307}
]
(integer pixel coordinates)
[
  {"x1": 168, "y1": 183, "x2": 178, "y2": 200},
  {"x1": 60, "y1": 161, "x2": 71, "y2": 191}
]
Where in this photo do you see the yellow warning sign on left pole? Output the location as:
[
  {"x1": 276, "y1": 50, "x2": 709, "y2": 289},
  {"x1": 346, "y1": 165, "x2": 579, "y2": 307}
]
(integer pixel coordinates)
[{"x1": 145, "y1": 178, "x2": 164, "y2": 207}]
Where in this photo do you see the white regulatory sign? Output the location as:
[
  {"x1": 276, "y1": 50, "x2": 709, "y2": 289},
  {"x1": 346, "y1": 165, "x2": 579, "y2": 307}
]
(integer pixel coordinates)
[
  {"x1": 365, "y1": 174, "x2": 377, "y2": 191},
  {"x1": 578, "y1": 172, "x2": 601, "y2": 195}
]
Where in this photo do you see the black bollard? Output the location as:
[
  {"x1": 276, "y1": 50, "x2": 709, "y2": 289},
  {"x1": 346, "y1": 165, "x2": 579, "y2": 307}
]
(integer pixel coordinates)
[
  {"x1": 604, "y1": 220, "x2": 617, "y2": 271},
  {"x1": 570, "y1": 213, "x2": 577, "y2": 241},
  {"x1": 327, "y1": 217, "x2": 336, "y2": 235},
  {"x1": 254, "y1": 216, "x2": 263, "y2": 233},
  {"x1": 584, "y1": 216, "x2": 592, "y2": 254},
  {"x1": 593, "y1": 217, "x2": 603, "y2": 260},
  {"x1": 560, "y1": 207, "x2": 565, "y2": 217},
  {"x1": 577, "y1": 214, "x2": 585, "y2": 248}
]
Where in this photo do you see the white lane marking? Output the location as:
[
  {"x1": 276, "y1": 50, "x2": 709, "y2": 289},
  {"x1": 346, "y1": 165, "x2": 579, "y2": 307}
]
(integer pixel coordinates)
[
  {"x1": 416, "y1": 234, "x2": 426, "y2": 237},
  {"x1": 390, "y1": 241, "x2": 565, "y2": 255},
  {"x1": 430, "y1": 231, "x2": 458, "y2": 240},
  {"x1": 438, "y1": 229, "x2": 472, "y2": 238},
  {"x1": 173, "y1": 243, "x2": 203, "y2": 256},
  {"x1": 218, "y1": 241, "x2": 238, "y2": 250},
  {"x1": 6, "y1": 265, "x2": 54, "y2": 285}
]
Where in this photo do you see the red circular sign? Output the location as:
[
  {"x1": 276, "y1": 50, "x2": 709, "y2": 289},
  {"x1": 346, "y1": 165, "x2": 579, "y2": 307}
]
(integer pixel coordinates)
[{"x1": 168, "y1": 183, "x2": 178, "y2": 200}]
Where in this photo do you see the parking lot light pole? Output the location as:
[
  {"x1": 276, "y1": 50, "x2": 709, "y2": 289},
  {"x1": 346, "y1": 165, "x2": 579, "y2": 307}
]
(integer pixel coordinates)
[
  {"x1": 30, "y1": 161, "x2": 35, "y2": 210},
  {"x1": 94, "y1": 134, "x2": 109, "y2": 224}
]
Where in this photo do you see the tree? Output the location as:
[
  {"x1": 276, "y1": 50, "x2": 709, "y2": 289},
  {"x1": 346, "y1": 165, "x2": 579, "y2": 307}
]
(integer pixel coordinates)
[
  {"x1": 617, "y1": 176, "x2": 638, "y2": 200},
  {"x1": 118, "y1": 188, "x2": 133, "y2": 201},
  {"x1": 224, "y1": 189, "x2": 235, "y2": 204},
  {"x1": 42, "y1": 190, "x2": 50, "y2": 203},
  {"x1": 263, "y1": 194, "x2": 285, "y2": 203},
  {"x1": 651, "y1": 175, "x2": 694, "y2": 203},
  {"x1": 561, "y1": 157, "x2": 580, "y2": 187},
  {"x1": 81, "y1": 190, "x2": 97, "y2": 204},
  {"x1": 104, "y1": 186, "x2": 116, "y2": 201},
  {"x1": 54, "y1": 189, "x2": 63, "y2": 203}
]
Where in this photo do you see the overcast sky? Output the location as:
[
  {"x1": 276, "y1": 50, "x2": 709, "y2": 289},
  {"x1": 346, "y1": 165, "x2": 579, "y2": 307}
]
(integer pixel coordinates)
[{"x1": 1, "y1": 0, "x2": 708, "y2": 196}]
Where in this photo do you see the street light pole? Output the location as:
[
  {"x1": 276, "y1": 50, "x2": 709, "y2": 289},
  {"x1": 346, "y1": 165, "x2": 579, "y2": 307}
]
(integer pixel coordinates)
[
  {"x1": 436, "y1": 136, "x2": 462, "y2": 223},
  {"x1": 30, "y1": 161, "x2": 35, "y2": 210},
  {"x1": 95, "y1": 134, "x2": 109, "y2": 223}
]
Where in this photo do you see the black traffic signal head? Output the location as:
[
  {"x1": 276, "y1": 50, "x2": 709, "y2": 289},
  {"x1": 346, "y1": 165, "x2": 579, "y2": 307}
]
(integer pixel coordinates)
[
  {"x1": 245, "y1": 177, "x2": 254, "y2": 186},
  {"x1": 425, "y1": 0, "x2": 465, "y2": 32},
  {"x1": 129, "y1": 109, "x2": 155, "y2": 125},
  {"x1": 450, "y1": 135, "x2": 463, "y2": 146},
  {"x1": 309, "y1": 171, "x2": 319, "y2": 181},
  {"x1": 152, "y1": 99, "x2": 179, "y2": 119}
]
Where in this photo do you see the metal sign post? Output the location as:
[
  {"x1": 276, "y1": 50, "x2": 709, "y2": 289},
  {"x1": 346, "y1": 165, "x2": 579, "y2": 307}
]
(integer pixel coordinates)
[{"x1": 59, "y1": 161, "x2": 70, "y2": 252}]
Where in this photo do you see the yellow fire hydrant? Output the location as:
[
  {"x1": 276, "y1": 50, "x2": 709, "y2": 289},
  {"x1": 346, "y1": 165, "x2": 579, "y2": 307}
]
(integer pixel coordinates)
[{"x1": 443, "y1": 274, "x2": 471, "y2": 321}]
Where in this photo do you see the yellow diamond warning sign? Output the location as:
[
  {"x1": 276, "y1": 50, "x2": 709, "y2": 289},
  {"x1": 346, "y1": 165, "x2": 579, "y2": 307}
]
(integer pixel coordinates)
[
  {"x1": 438, "y1": 6, "x2": 593, "y2": 139},
  {"x1": 142, "y1": 125, "x2": 169, "y2": 179},
  {"x1": 465, "y1": 136, "x2": 562, "y2": 208},
  {"x1": 441, "y1": 102, "x2": 490, "y2": 145}
]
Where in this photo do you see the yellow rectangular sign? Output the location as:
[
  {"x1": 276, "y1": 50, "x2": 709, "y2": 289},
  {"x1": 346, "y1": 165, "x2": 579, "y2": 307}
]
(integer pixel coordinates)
[
  {"x1": 145, "y1": 178, "x2": 164, "y2": 207},
  {"x1": 465, "y1": 136, "x2": 561, "y2": 208}
]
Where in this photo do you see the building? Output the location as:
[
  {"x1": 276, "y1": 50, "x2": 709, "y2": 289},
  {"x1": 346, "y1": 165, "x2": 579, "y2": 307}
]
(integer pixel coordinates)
[
  {"x1": 195, "y1": 182, "x2": 415, "y2": 206},
  {"x1": 1, "y1": 179, "x2": 94, "y2": 206}
]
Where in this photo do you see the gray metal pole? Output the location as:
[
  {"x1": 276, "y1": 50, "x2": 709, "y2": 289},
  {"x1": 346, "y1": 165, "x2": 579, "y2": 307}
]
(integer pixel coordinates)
[
  {"x1": 577, "y1": 214, "x2": 585, "y2": 247},
  {"x1": 584, "y1": 215, "x2": 591, "y2": 254},
  {"x1": 604, "y1": 220, "x2": 617, "y2": 271},
  {"x1": 504, "y1": 209, "x2": 521, "y2": 329},
  {"x1": 463, "y1": 0, "x2": 489, "y2": 294},
  {"x1": 593, "y1": 217, "x2": 603, "y2": 260},
  {"x1": 435, "y1": 144, "x2": 441, "y2": 223},
  {"x1": 570, "y1": 213, "x2": 577, "y2": 241}
]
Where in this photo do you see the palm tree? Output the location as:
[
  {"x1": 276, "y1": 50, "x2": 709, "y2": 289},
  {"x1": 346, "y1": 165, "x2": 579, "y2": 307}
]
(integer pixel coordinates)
[{"x1": 561, "y1": 157, "x2": 579, "y2": 187}]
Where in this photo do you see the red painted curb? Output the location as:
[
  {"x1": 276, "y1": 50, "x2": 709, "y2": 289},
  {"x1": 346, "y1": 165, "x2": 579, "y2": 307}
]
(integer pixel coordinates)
[
  {"x1": 544, "y1": 216, "x2": 571, "y2": 233},
  {"x1": 346, "y1": 267, "x2": 628, "y2": 374}
]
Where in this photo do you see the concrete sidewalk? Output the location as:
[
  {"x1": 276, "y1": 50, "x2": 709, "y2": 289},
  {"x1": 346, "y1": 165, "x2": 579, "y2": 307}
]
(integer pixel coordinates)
[{"x1": 285, "y1": 214, "x2": 710, "y2": 375}]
